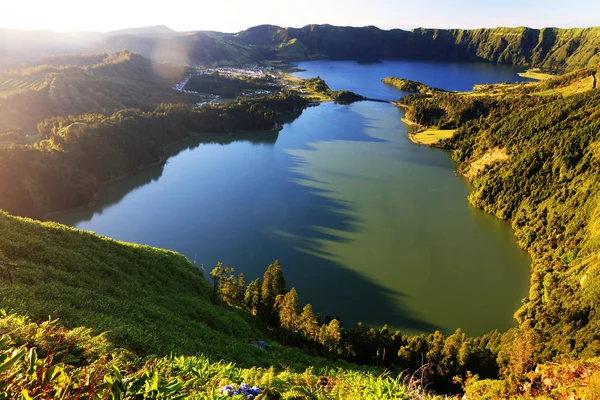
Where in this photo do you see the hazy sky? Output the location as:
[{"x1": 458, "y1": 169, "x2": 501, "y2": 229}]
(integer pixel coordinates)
[{"x1": 2, "y1": 0, "x2": 599, "y2": 32}]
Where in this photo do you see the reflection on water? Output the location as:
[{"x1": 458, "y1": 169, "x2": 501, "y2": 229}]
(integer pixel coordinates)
[{"x1": 57, "y1": 60, "x2": 531, "y2": 335}]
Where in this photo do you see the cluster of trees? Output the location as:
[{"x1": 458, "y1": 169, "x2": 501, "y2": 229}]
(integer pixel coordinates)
[
  {"x1": 210, "y1": 261, "x2": 519, "y2": 393},
  {"x1": 0, "y1": 93, "x2": 308, "y2": 218},
  {"x1": 381, "y1": 77, "x2": 443, "y2": 94}
]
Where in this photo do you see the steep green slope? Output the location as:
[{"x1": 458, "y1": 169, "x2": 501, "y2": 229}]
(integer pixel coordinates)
[
  {"x1": 231, "y1": 25, "x2": 600, "y2": 70},
  {"x1": 0, "y1": 211, "x2": 335, "y2": 370},
  {"x1": 395, "y1": 69, "x2": 600, "y2": 396},
  {"x1": 0, "y1": 51, "x2": 187, "y2": 133}
]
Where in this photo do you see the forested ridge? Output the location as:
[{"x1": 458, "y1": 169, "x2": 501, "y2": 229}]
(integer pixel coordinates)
[
  {"x1": 0, "y1": 93, "x2": 307, "y2": 219},
  {"x1": 0, "y1": 51, "x2": 187, "y2": 133},
  {"x1": 393, "y1": 67, "x2": 600, "y2": 397},
  {"x1": 3, "y1": 25, "x2": 599, "y2": 71},
  {"x1": 234, "y1": 25, "x2": 600, "y2": 70}
]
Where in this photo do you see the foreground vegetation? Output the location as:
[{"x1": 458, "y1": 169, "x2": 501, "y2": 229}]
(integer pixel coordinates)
[
  {"x1": 0, "y1": 212, "x2": 504, "y2": 395},
  {"x1": 0, "y1": 212, "x2": 447, "y2": 398},
  {"x1": 0, "y1": 312, "x2": 433, "y2": 399}
]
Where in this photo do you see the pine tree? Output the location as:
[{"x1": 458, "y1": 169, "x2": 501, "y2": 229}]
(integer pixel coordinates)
[
  {"x1": 261, "y1": 260, "x2": 286, "y2": 319},
  {"x1": 279, "y1": 288, "x2": 301, "y2": 332},
  {"x1": 299, "y1": 304, "x2": 320, "y2": 342},
  {"x1": 237, "y1": 273, "x2": 246, "y2": 305},
  {"x1": 324, "y1": 319, "x2": 342, "y2": 355},
  {"x1": 243, "y1": 278, "x2": 262, "y2": 316},
  {"x1": 209, "y1": 262, "x2": 231, "y2": 302}
]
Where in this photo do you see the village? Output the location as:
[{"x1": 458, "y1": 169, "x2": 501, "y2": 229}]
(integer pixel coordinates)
[
  {"x1": 173, "y1": 66, "x2": 290, "y2": 107},
  {"x1": 173, "y1": 65, "x2": 307, "y2": 106}
]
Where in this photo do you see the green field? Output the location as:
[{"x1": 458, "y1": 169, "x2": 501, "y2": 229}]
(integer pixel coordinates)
[
  {"x1": 517, "y1": 69, "x2": 555, "y2": 81},
  {"x1": 409, "y1": 128, "x2": 456, "y2": 145}
]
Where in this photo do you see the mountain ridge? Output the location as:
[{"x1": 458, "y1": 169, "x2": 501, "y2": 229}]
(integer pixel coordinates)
[{"x1": 2, "y1": 24, "x2": 599, "y2": 70}]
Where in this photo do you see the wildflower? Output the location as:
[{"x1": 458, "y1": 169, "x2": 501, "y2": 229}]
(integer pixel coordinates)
[
  {"x1": 218, "y1": 383, "x2": 260, "y2": 397},
  {"x1": 219, "y1": 385, "x2": 234, "y2": 395}
]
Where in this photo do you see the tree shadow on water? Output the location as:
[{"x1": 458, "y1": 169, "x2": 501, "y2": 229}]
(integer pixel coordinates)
[
  {"x1": 270, "y1": 182, "x2": 442, "y2": 333},
  {"x1": 264, "y1": 148, "x2": 442, "y2": 333}
]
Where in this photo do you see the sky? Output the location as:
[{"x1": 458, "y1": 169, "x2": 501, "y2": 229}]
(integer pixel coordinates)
[{"x1": 1, "y1": 0, "x2": 599, "y2": 33}]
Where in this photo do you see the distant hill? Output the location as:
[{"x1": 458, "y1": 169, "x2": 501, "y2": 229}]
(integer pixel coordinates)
[
  {"x1": 97, "y1": 31, "x2": 258, "y2": 65},
  {"x1": 104, "y1": 25, "x2": 181, "y2": 37},
  {"x1": 0, "y1": 29, "x2": 102, "y2": 67},
  {"x1": 0, "y1": 51, "x2": 187, "y2": 133}
]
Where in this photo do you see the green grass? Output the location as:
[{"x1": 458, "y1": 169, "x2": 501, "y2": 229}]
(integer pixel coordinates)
[
  {"x1": 518, "y1": 69, "x2": 555, "y2": 81},
  {"x1": 0, "y1": 211, "x2": 437, "y2": 398},
  {"x1": 409, "y1": 128, "x2": 456, "y2": 145},
  {"x1": 0, "y1": 211, "x2": 344, "y2": 371}
]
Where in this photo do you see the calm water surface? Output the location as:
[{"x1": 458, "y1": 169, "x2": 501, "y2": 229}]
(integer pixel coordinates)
[{"x1": 57, "y1": 60, "x2": 532, "y2": 335}]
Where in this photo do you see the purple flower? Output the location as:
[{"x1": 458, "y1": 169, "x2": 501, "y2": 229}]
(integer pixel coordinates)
[{"x1": 219, "y1": 385, "x2": 234, "y2": 395}]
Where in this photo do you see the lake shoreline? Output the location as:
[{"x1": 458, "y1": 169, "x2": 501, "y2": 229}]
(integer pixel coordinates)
[{"x1": 42, "y1": 127, "x2": 286, "y2": 222}]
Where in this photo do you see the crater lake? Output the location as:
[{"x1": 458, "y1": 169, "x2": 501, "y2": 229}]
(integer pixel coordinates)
[{"x1": 56, "y1": 60, "x2": 532, "y2": 335}]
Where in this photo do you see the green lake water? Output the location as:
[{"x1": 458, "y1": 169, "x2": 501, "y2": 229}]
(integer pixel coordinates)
[{"x1": 57, "y1": 60, "x2": 532, "y2": 335}]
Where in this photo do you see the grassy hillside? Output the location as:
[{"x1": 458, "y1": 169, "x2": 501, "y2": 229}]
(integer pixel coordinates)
[
  {"x1": 0, "y1": 51, "x2": 187, "y2": 133},
  {"x1": 0, "y1": 212, "x2": 442, "y2": 399},
  {"x1": 0, "y1": 211, "x2": 337, "y2": 371}
]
